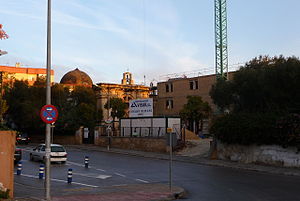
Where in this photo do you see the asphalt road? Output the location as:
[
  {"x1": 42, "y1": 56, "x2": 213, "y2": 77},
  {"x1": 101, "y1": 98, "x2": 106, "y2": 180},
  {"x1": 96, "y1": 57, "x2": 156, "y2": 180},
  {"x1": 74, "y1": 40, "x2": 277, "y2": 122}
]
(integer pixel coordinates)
[{"x1": 15, "y1": 145, "x2": 300, "y2": 201}]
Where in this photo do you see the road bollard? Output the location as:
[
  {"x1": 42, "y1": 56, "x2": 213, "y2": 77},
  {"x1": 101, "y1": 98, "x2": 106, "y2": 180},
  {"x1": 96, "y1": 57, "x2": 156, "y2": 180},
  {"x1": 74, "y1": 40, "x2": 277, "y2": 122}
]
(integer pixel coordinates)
[
  {"x1": 84, "y1": 156, "x2": 89, "y2": 168},
  {"x1": 17, "y1": 161, "x2": 22, "y2": 175},
  {"x1": 67, "y1": 168, "x2": 72, "y2": 184},
  {"x1": 39, "y1": 164, "x2": 44, "y2": 179}
]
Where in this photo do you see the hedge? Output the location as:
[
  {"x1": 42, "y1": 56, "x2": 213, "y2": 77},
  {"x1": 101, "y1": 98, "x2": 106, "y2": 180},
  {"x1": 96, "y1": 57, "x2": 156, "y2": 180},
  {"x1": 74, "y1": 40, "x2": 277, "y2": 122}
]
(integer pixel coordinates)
[{"x1": 210, "y1": 113, "x2": 300, "y2": 147}]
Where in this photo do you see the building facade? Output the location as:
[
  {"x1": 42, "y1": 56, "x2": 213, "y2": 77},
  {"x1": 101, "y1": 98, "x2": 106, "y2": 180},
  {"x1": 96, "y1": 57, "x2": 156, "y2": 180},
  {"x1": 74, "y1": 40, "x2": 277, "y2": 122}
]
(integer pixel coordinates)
[
  {"x1": 154, "y1": 73, "x2": 234, "y2": 134},
  {"x1": 155, "y1": 73, "x2": 234, "y2": 116},
  {"x1": 96, "y1": 72, "x2": 150, "y2": 120},
  {"x1": 0, "y1": 63, "x2": 54, "y2": 86}
]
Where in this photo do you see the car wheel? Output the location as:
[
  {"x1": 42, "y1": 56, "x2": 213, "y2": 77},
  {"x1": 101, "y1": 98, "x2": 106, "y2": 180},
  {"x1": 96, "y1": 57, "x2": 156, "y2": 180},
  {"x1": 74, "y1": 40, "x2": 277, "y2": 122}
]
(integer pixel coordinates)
[{"x1": 61, "y1": 161, "x2": 66, "y2": 164}]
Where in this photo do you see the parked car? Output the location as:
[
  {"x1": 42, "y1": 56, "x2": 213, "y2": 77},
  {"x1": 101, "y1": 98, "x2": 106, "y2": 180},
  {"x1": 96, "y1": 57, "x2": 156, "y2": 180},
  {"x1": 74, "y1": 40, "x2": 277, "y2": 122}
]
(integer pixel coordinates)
[
  {"x1": 14, "y1": 147, "x2": 22, "y2": 163},
  {"x1": 16, "y1": 133, "x2": 30, "y2": 145},
  {"x1": 29, "y1": 144, "x2": 67, "y2": 163}
]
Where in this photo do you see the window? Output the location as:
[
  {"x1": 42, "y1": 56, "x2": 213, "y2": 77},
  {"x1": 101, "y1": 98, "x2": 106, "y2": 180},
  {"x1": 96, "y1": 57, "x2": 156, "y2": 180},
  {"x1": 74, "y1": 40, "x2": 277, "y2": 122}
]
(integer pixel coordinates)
[
  {"x1": 189, "y1": 80, "x2": 198, "y2": 90},
  {"x1": 166, "y1": 83, "x2": 173, "y2": 92},
  {"x1": 166, "y1": 100, "x2": 173, "y2": 109}
]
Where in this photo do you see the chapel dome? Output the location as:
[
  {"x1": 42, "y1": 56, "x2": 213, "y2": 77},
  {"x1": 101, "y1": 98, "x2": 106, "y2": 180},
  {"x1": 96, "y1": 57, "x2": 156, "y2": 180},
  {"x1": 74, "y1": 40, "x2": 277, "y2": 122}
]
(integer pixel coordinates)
[{"x1": 60, "y1": 68, "x2": 93, "y2": 87}]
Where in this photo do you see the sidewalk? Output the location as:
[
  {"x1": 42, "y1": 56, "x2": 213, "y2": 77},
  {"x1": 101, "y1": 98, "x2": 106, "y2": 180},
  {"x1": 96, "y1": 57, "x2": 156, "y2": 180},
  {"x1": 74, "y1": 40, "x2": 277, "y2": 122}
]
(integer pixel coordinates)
[
  {"x1": 13, "y1": 184, "x2": 185, "y2": 201},
  {"x1": 66, "y1": 144, "x2": 300, "y2": 177},
  {"x1": 52, "y1": 184, "x2": 184, "y2": 201}
]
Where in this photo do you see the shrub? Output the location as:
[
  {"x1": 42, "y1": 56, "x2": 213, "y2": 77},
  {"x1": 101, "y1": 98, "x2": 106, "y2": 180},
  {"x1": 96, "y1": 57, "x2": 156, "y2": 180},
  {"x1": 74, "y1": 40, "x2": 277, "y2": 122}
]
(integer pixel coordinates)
[
  {"x1": 210, "y1": 113, "x2": 300, "y2": 147},
  {"x1": 0, "y1": 182, "x2": 10, "y2": 199}
]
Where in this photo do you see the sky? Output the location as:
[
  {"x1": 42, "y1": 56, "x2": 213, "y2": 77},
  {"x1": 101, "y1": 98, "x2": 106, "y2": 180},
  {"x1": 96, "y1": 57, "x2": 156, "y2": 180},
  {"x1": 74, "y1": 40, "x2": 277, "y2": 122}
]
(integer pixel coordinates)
[{"x1": 0, "y1": 0, "x2": 299, "y2": 84}]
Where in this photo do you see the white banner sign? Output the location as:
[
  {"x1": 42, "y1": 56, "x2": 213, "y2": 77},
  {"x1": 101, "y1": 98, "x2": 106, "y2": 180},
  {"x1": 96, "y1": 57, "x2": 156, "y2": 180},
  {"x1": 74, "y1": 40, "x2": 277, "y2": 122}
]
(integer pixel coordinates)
[{"x1": 129, "y1": 98, "x2": 153, "y2": 117}]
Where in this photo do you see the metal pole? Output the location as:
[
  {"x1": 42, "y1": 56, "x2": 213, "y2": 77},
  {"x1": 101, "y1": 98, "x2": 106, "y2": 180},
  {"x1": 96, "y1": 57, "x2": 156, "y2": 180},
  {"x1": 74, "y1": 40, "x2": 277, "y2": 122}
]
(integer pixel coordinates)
[
  {"x1": 51, "y1": 123, "x2": 54, "y2": 144},
  {"x1": 169, "y1": 132, "x2": 172, "y2": 192},
  {"x1": 45, "y1": 0, "x2": 52, "y2": 200}
]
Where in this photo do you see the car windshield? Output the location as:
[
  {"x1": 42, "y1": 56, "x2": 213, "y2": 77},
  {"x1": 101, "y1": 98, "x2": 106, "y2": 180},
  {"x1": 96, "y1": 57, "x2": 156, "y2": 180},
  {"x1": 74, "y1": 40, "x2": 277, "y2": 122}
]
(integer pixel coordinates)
[{"x1": 51, "y1": 146, "x2": 65, "y2": 152}]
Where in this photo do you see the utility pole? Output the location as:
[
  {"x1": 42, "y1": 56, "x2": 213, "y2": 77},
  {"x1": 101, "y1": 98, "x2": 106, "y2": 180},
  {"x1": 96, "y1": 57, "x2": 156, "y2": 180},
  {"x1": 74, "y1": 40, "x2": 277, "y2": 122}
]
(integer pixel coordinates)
[
  {"x1": 214, "y1": 0, "x2": 228, "y2": 80},
  {"x1": 45, "y1": 0, "x2": 52, "y2": 200}
]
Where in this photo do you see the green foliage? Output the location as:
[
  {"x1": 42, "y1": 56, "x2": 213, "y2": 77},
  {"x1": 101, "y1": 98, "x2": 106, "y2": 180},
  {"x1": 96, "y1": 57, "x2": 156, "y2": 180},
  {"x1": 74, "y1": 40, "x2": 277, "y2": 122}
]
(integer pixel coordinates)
[
  {"x1": 53, "y1": 86, "x2": 102, "y2": 135},
  {"x1": 209, "y1": 79, "x2": 233, "y2": 112},
  {"x1": 210, "y1": 113, "x2": 300, "y2": 147},
  {"x1": 0, "y1": 182, "x2": 10, "y2": 199},
  {"x1": 104, "y1": 97, "x2": 127, "y2": 120},
  {"x1": 3, "y1": 82, "x2": 102, "y2": 136},
  {"x1": 180, "y1": 96, "x2": 211, "y2": 132},
  {"x1": 180, "y1": 96, "x2": 211, "y2": 122},
  {"x1": 210, "y1": 56, "x2": 300, "y2": 146},
  {"x1": 210, "y1": 55, "x2": 300, "y2": 114}
]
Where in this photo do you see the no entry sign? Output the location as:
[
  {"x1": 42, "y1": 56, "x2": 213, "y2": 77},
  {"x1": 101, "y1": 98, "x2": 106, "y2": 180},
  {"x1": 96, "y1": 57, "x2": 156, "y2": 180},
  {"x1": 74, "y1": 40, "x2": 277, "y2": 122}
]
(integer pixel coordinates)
[{"x1": 40, "y1": 105, "x2": 58, "y2": 124}]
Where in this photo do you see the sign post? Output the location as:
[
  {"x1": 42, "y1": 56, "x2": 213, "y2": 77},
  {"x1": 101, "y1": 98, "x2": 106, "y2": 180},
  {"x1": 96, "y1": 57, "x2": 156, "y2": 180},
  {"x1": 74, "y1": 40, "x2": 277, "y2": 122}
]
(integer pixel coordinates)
[{"x1": 166, "y1": 128, "x2": 173, "y2": 192}]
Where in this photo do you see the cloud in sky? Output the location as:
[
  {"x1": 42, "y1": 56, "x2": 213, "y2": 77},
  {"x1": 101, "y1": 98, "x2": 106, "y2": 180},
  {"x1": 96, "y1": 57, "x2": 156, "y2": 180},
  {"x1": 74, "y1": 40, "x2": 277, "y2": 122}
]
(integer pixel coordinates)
[{"x1": 0, "y1": 0, "x2": 300, "y2": 84}]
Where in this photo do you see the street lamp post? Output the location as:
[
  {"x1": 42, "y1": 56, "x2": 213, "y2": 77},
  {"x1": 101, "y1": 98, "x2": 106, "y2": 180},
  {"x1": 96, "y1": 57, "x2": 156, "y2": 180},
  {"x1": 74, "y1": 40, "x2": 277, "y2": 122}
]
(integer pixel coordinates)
[{"x1": 45, "y1": 0, "x2": 52, "y2": 200}]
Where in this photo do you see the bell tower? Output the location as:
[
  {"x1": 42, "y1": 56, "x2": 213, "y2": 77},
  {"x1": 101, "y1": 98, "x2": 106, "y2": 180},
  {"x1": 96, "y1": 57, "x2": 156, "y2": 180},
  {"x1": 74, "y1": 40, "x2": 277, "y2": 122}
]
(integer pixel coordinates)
[{"x1": 121, "y1": 72, "x2": 134, "y2": 85}]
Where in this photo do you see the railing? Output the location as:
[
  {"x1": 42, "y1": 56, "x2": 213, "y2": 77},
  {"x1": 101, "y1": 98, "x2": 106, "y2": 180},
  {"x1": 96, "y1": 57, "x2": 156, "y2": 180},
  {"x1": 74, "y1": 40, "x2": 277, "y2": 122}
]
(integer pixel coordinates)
[{"x1": 121, "y1": 127, "x2": 166, "y2": 138}]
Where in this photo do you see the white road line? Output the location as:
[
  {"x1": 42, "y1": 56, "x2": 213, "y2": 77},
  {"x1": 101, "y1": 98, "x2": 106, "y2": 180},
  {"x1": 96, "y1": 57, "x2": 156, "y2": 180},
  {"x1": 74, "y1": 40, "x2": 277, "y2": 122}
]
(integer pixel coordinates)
[
  {"x1": 72, "y1": 172, "x2": 111, "y2": 179},
  {"x1": 135, "y1": 179, "x2": 149, "y2": 183},
  {"x1": 67, "y1": 161, "x2": 84, "y2": 167},
  {"x1": 51, "y1": 178, "x2": 99, "y2": 188},
  {"x1": 67, "y1": 161, "x2": 107, "y2": 173},
  {"x1": 114, "y1": 172, "x2": 126, "y2": 177},
  {"x1": 15, "y1": 173, "x2": 99, "y2": 188},
  {"x1": 15, "y1": 173, "x2": 38, "y2": 179},
  {"x1": 96, "y1": 168, "x2": 106, "y2": 172},
  {"x1": 112, "y1": 184, "x2": 128, "y2": 187}
]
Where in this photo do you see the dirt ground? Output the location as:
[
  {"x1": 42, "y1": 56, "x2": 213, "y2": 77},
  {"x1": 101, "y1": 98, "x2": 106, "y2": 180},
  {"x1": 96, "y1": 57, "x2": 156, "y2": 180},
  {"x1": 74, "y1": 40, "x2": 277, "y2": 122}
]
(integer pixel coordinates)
[{"x1": 176, "y1": 138, "x2": 212, "y2": 157}]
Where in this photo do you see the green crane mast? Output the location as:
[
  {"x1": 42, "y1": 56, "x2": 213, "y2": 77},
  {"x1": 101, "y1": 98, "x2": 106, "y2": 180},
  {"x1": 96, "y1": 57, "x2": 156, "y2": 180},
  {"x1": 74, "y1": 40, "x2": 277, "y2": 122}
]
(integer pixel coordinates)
[{"x1": 214, "y1": 0, "x2": 228, "y2": 80}]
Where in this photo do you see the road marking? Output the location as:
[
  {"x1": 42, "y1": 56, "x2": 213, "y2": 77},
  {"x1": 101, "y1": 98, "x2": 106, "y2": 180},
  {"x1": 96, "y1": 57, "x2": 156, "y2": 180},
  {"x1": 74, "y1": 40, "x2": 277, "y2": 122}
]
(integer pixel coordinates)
[
  {"x1": 72, "y1": 172, "x2": 111, "y2": 179},
  {"x1": 96, "y1": 168, "x2": 106, "y2": 172},
  {"x1": 51, "y1": 178, "x2": 99, "y2": 188},
  {"x1": 114, "y1": 172, "x2": 126, "y2": 177},
  {"x1": 67, "y1": 161, "x2": 84, "y2": 167},
  {"x1": 15, "y1": 173, "x2": 99, "y2": 188},
  {"x1": 135, "y1": 179, "x2": 149, "y2": 183},
  {"x1": 67, "y1": 161, "x2": 107, "y2": 173},
  {"x1": 112, "y1": 184, "x2": 128, "y2": 187}
]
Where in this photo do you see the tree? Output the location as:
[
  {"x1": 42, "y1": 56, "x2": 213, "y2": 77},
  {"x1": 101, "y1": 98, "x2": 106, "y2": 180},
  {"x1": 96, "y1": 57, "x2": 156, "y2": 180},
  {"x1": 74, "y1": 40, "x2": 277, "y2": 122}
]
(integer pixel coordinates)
[
  {"x1": 104, "y1": 97, "x2": 127, "y2": 122},
  {"x1": 179, "y1": 96, "x2": 211, "y2": 133},
  {"x1": 209, "y1": 55, "x2": 300, "y2": 146},
  {"x1": 0, "y1": 24, "x2": 9, "y2": 40},
  {"x1": 4, "y1": 82, "x2": 103, "y2": 136},
  {"x1": 53, "y1": 85, "x2": 102, "y2": 135},
  {"x1": 210, "y1": 55, "x2": 300, "y2": 114}
]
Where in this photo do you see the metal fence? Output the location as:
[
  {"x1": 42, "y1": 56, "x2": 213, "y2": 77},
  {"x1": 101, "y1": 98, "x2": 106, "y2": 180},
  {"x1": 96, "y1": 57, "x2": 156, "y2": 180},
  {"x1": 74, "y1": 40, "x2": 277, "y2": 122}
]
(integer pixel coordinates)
[
  {"x1": 121, "y1": 127, "x2": 166, "y2": 138},
  {"x1": 120, "y1": 125, "x2": 182, "y2": 140}
]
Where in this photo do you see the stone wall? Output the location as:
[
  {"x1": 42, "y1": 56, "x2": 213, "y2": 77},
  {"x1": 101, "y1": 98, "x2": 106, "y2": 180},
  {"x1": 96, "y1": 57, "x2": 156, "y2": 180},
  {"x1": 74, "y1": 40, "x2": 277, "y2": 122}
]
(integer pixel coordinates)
[
  {"x1": 217, "y1": 141, "x2": 300, "y2": 167},
  {"x1": 0, "y1": 130, "x2": 16, "y2": 198},
  {"x1": 95, "y1": 136, "x2": 167, "y2": 152}
]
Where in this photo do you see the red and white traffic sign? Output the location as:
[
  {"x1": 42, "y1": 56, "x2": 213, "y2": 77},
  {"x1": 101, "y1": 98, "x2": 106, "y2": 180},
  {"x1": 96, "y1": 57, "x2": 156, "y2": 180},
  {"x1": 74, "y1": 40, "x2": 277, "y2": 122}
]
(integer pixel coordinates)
[{"x1": 40, "y1": 105, "x2": 58, "y2": 124}]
